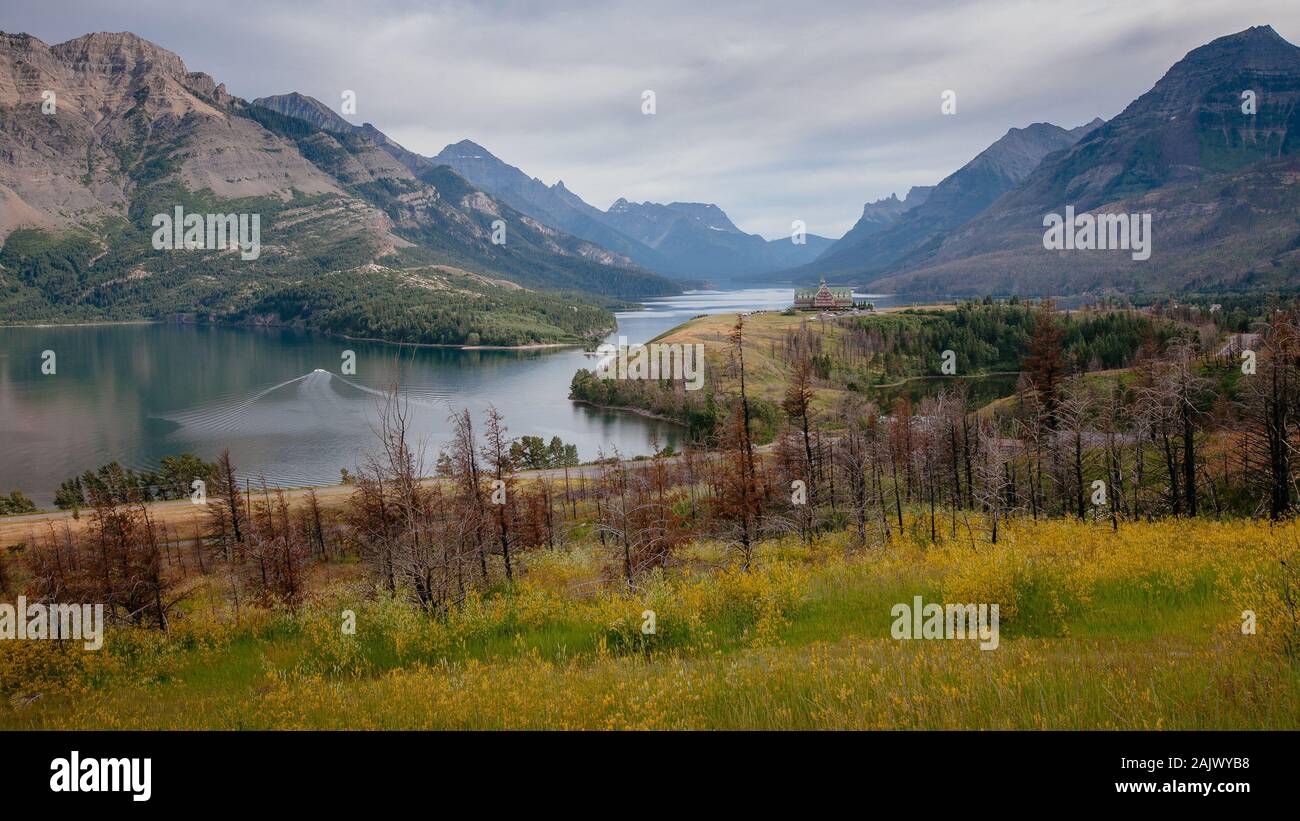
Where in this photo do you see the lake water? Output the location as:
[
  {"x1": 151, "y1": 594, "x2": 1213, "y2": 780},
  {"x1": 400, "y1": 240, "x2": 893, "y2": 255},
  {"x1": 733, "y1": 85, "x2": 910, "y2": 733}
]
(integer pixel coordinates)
[{"x1": 0, "y1": 288, "x2": 900, "y2": 506}]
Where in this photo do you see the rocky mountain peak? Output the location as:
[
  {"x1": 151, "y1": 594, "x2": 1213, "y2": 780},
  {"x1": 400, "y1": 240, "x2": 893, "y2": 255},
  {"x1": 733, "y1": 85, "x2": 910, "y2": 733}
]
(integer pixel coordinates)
[
  {"x1": 1121, "y1": 24, "x2": 1300, "y2": 122},
  {"x1": 962, "y1": 121, "x2": 1082, "y2": 181},
  {"x1": 50, "y1": 31, "x2": 191, "y2": 79},
  {"x1": 441, "y1": 139, "x2": 497, "y2": 160},
  {"x1": 253, "y1": 92, "x2": 356, "y2": 133},
  {"x1": 1071, "y1": 117, "x2": 1106, "y2": 137},
  {"x1": 665, "y1": 201, "x2": 740, "y2": 232}
]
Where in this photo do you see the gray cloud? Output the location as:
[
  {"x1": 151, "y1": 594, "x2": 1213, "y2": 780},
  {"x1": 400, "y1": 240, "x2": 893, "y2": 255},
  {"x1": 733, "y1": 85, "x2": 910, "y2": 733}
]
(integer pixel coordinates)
[{"x1": 6, "y1": 0, "x2": 1298, "y2": 238}]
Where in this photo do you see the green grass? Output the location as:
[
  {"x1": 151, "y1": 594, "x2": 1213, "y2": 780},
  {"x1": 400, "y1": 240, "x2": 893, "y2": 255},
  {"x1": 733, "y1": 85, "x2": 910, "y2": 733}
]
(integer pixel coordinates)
[{"x1": 2, "y1": 517, "x2": 1297, "y2": 729}]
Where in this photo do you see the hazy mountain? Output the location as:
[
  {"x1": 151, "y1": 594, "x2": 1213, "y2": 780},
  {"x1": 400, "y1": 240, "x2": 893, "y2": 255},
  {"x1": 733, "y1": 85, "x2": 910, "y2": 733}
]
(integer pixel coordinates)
[
  {"x1": 432, "y1": 139, "x2": 831, "y2": 281},
  {"x1": 0, "y1": 33, "x2": 678, "y2": 345},
  {"x1": 598, "y1": 198, "x2": 832, "y2": 281},
  {"x1": 873, "y1": 25, "x2": 1300, "y2": 296},
  {"x1": 813, "y1": 185, "x2": 933, "y2": 266},
  {"x1": 760, "y1": 234, "x2": 837, "y2": 271},
  {"x1": 241, "y1": 100, "x2": 689, "y2": 297},
  {"x1": 429, "y1": 139, "x2": 670, "y2": 271},
  {"x1": 807, "y1": 120, "x2": 1101, "y2": 282}
]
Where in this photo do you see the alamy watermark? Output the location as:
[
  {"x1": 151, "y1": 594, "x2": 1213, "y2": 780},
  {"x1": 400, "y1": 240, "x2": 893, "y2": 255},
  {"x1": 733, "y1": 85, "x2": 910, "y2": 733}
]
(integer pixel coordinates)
[
  {"x1": 891, "y1": 595, "x2": 1000, "y2": 650},
  {"x1": 1043, "y1": 205, "x2": 1151, "y2": 261},
  {"x1": 152, "y1": 206, "x2": 261, "y2": 260},
  {"x1": 594, "y1": 336, "x2": 706, "y2": 391},
  {"x1": 50, "y1": 751, "x2": 151, "y2": 801},
  {"x1": 0, "y1": 596, "x2": 104, "y2": 651}
]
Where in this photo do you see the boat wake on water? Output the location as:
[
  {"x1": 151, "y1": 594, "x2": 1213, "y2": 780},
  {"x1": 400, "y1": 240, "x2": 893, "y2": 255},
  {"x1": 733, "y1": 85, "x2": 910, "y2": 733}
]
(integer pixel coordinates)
[{"x1": 160, "y1": 370, "x2": 450, "y2": 439}]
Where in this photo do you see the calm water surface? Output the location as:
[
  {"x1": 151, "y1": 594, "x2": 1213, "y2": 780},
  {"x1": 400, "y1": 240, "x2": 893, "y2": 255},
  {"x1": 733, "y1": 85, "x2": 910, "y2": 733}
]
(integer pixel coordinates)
[{"x1": 0, "y1": 289, "x2": 900, "y2": 505}]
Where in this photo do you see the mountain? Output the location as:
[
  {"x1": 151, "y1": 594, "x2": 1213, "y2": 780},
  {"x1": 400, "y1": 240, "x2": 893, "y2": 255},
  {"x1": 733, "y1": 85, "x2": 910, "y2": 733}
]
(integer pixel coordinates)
[
  {"x1": 761, "y1": 233, "x2": 838, "y2": 271},
  {"x1": 250, "y1": 91, "x2": 356, "y2": 134},
  {"x1": 812, "y1": 185, "x2": 933, "y2": 266},
  {"x1": 429, "y1": 139, "x2": 670, "y2": 272},
  {"x1": 0, "y1": 33, "x2": 678, "y2": 346},
  {"x1": 598, "y1": 198, "x2": 833, "y2": 281},
  {"x1": 245, "y1": 93, "x2": 683, "y2": 294},
  {"x1": 873, "y1": 25, "x2": 1300, "y2": 296},
  {"x1": 807, "y1": 120, "x2": 1101, "y2": 282},
  {"x1": 251, "y1": 93, "x2": 443, "y2": 181},
  {"x1": 431, "y1": 140, "x2": 832, "y2": 281}
]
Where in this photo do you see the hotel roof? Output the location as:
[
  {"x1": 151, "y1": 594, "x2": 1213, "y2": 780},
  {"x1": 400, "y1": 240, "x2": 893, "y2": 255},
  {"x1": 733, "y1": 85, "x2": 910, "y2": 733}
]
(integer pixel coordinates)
[{"x1": 794, "y1": 285, "x2": 854, "y2": 299}]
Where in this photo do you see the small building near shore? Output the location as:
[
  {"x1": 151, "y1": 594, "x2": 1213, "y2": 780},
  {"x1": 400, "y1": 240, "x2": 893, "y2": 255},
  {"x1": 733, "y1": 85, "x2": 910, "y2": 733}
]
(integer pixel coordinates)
[{"x1": 794, "y1": 278, "x2": 855, "y2": 310}]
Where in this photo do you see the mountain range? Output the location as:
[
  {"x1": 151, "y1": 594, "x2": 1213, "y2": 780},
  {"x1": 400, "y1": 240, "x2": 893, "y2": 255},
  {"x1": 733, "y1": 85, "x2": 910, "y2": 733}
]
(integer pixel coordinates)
[
  {"x1": 250, "y1": 97, "x2": 826, "y2": 286},
  {"x1": 2, "y1": 24, "x2": 1298, "y2": 338},
  {"x1": 824, "y1": 25, "x2": 1300, "y2": 296},
  {"x1": 428, "y1": 140, "x2": 833, "y2": 282},
  {"x1": 0, "y1": 32, "x2": 679, "y2": 346}
]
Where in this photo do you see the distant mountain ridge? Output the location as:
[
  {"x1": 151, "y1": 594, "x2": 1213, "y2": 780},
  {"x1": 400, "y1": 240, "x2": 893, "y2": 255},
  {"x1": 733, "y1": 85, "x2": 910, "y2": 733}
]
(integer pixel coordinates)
[
  {"x1": 428, "y1": 139, "x2": 672, "y2": 272},
  {"x1": 597, "y1": 197, "x2": 833, "y2": 281},
  {"x1": 811, "y1": 185, "x2": 933, "y2": 269},
  {"x1": 431, "y1": 141, "x2": 833, "y2": 281}
]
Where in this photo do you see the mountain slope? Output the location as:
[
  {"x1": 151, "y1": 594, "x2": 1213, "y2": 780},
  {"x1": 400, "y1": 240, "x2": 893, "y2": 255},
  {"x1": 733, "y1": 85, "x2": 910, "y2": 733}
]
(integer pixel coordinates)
[
  {"x1": 248, "y1": 93, "x2": 683, "y2": 296},
  {"x1": 874, "y1": 25, "x2": 1300, "y2": 296},
  {"x1": 812, "y1": 185, "x2": 933, "y2": 267},
  {"x1": 0, "y1": 32, "x2": 347, "y2": 236},
  {"x1": 806, "y1": 120, "x2": 1100, "y2": 282},
  {"x1": 250, "y1": 91, "x2": 357, "y2": 134},
  {"x1": 245, "y1": 99, "x2": 675, "y2": 296}
]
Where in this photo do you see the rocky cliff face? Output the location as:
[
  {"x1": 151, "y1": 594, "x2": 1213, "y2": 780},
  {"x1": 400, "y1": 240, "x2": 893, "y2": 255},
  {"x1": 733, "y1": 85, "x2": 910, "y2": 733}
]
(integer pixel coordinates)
[
  {"x1": 811, "y1": 186, "x2": 934, "y2": 270},
  {"x1": 0, "y1": 32, "x2": 348, "y2": 239}
]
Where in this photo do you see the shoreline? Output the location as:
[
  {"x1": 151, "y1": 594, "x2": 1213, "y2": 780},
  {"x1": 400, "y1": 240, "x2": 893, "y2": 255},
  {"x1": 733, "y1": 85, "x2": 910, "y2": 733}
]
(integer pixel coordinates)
[
  {"x1": 0, "y1": 317, "x2": 619, "y2": 352},
  {"x1": 328, "y1": 329, "x2": 599, "y2": 351},
  {"x1": 0, "y1": 319, "x2": 159, "y2": 329},
  {"x1": 569, "y1": 398, "x2": 689, "y2": 426}
]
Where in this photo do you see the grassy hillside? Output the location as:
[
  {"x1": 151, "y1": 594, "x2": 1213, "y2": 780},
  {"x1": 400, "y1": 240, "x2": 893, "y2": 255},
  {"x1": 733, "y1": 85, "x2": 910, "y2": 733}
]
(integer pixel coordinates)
[
  {"x1": 2, "y1": 515, "x2": 1295, "y2": 729},
  {"x1": 570, "y1": 301, "x2": 1184, "y2": 435}
]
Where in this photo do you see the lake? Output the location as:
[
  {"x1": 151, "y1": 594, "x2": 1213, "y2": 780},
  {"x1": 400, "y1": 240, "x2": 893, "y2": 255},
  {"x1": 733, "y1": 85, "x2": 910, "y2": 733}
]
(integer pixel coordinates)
[{"x1": 0, "y1": 288, "x2": 901, "y2": 506}]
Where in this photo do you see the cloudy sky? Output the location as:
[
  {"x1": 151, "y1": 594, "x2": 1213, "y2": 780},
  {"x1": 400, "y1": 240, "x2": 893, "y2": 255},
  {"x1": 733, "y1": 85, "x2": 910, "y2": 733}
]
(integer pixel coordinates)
[{"x1": 7, "y1": 0, "x2": 1298, "y2": 238}]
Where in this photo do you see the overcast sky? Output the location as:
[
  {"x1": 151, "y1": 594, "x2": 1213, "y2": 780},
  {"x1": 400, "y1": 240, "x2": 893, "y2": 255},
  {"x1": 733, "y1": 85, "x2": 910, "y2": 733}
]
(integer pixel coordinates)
[{"x1": 7, "y1": 0, "x2": 1298, "y2": 238}]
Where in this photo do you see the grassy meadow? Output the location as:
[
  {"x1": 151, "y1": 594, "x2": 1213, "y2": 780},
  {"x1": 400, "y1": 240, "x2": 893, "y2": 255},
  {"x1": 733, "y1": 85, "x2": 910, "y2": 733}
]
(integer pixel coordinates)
[{"x1": 3, "y1": 514, "x2": 1297, "y2": 730}]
